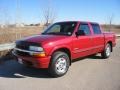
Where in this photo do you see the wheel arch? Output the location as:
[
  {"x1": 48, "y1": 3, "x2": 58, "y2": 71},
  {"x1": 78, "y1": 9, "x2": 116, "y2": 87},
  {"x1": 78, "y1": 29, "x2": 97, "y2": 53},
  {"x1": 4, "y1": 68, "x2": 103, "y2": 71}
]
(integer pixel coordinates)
[{"x1": 50, "y1": 47, "x2": 72, "y2": 65}]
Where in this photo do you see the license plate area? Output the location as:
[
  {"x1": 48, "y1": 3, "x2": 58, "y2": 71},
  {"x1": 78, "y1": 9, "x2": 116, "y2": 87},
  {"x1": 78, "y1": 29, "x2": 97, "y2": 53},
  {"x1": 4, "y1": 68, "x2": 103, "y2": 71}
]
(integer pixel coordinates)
[{"x1": 18, "y1": 58, "x2": 23, "y2": 64}]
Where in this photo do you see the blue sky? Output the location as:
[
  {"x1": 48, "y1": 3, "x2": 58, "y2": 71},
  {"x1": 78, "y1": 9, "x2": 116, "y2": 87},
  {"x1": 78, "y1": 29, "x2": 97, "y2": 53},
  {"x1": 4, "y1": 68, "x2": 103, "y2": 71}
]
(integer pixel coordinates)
[{"x1": 0, "y1": 0, "x2": 120, "y2": 24}]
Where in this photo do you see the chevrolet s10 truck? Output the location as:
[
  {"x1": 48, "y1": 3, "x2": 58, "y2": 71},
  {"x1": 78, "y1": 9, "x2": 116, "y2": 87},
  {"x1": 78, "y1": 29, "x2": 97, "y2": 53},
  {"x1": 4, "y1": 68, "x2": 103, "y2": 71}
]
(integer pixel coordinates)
[{"x1": 13, "y1": 21, "x2": 116, "y2": 77}]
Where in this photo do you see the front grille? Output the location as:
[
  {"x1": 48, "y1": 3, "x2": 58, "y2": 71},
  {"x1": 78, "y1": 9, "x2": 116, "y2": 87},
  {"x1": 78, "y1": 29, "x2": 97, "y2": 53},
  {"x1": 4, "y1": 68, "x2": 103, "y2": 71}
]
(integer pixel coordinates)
[
  {"x1": 15, "y1": 50, "x2": 30, "y2": 56},
  {"x1": 15, "y1": 41, "x2": 40, "y2": 56},
  {"x1": 16, "y1": 44, "x2": 28, "y2": 50},
  {"x1": 16, "y1": 41, "x2": 40, "y2": 50}
]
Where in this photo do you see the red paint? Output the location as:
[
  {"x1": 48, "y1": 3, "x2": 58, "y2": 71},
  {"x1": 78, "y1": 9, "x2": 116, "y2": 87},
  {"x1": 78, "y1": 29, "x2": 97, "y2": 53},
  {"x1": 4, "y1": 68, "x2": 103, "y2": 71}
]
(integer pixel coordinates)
[{"x1": 13, "y1": 21, "x2": 116, "y2": 68}]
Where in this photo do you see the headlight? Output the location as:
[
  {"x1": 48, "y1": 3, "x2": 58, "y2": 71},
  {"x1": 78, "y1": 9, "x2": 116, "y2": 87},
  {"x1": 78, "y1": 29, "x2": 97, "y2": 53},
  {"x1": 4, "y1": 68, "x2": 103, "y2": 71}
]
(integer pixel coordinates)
[{"x1": 29, "y1": 46, "x2": 43, "y2": 52}]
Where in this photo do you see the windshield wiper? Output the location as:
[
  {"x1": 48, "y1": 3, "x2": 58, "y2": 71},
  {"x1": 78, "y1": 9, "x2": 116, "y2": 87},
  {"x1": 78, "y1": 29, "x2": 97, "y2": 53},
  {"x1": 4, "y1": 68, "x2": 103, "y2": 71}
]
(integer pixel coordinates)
[{"x1": 42, "y1": 32, "x2": 60, "y2": 35}]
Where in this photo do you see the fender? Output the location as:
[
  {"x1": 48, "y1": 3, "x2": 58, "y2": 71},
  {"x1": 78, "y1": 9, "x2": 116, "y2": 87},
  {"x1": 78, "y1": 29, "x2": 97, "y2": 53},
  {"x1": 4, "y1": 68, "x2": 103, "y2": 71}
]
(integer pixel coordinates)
[{"x1": 49, "y1": 44, "x2": 72, "y2": 58}]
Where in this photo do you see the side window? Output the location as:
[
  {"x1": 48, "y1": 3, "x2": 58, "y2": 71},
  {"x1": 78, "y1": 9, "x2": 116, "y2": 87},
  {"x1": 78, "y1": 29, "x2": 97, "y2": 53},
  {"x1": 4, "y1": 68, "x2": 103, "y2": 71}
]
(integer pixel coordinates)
[
  {"x1": 78, "y1": 24, "x2": 91, "y2": 35},
  {"x1": 92, "y1": 24, "x2": 101, "y2": 34},
  {"x1": 47, "y1": 25, "x2": 60, "y2": 33}
]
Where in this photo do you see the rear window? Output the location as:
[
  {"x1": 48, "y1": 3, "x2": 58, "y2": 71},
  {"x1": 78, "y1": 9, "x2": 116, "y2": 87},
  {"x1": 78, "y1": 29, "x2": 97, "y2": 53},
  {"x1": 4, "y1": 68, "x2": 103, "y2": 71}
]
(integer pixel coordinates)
[{"x1": 91, "y1": 24, "x2": 101, "y2": 34}]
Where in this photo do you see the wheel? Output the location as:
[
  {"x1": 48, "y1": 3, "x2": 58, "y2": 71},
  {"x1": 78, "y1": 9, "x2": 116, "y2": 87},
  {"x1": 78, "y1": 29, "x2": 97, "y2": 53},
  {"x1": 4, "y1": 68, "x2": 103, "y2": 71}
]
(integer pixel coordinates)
[
  {"x1": 48, "y1": 51, "x2": 70, "y2": 77},
  {"x1": 101, "y1": 43, "x2": 111, "y2": 59}
]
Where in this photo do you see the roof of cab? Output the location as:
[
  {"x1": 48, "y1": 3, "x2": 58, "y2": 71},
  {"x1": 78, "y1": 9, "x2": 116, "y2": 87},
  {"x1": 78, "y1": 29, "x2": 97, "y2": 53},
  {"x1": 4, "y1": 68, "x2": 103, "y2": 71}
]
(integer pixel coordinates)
[{"x1": 55, "y1": 21, "x2": 99, "y2": 25}]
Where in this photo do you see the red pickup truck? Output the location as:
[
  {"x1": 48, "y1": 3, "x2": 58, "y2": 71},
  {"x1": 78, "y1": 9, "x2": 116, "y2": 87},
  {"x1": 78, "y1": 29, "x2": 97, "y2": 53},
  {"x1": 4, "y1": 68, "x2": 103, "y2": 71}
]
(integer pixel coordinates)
[{"x1": 13, "y1": 21, "x2": 116, "y2": 77}]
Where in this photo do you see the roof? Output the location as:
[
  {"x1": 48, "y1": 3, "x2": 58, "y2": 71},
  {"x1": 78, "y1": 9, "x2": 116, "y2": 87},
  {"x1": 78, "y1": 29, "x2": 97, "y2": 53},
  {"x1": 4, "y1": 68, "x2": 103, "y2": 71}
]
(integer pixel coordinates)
[{"x1": 55, "y1": 21, "x2": 99, "y2": 24}]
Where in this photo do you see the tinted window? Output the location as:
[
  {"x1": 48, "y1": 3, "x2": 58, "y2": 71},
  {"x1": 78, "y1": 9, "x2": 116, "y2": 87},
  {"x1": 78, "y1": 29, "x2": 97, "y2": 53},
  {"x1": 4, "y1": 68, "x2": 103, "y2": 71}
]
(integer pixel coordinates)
[
  {"x1": 92, "y1": 24, "x2": 101, "y2": 34},
  {"x1": 78, "y1": 24, "x2": 91, "y2": 35},
  {"x1": 42, "y1": 22, "x2": 77, "y2": 36},
  {"x1": 48, "y1": 25, "x2": 61, "y2": 33}
]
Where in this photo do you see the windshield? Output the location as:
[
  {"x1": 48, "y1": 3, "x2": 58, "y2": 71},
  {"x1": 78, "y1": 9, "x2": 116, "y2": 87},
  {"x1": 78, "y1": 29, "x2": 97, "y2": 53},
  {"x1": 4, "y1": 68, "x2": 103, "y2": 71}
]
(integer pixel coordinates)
[{"x1": 42, "y1": 22, "x2": 77, "y2": 36}]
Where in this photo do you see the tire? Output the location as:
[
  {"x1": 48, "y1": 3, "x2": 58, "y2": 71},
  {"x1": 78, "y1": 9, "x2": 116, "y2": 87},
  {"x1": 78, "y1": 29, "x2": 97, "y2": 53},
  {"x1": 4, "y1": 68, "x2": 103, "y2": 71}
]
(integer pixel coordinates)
[
  {"x1": 48, "y1": 51, "x2": 70, "y2": 77},
  {"x1": 101, "y1": 43, "x2": 111, "y2": 59}
]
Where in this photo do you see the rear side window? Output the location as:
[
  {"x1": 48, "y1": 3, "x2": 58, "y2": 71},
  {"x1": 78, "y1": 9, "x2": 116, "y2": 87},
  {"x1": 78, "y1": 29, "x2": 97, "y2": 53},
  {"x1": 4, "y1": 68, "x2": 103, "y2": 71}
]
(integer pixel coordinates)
[
  {"x1": 78, "y1": 24, "x2": 91, "y2": 35},
  {"x1": 92, "y1": 24, "x2": 101, "y2": 34}
]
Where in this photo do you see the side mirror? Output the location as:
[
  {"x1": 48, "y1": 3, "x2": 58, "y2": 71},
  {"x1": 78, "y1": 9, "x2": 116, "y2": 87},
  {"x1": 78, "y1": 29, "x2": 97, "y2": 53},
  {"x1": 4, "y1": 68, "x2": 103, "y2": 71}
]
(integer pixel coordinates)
[{"x1": 75, "y1": 30, "x2": 85, "y2": 36}]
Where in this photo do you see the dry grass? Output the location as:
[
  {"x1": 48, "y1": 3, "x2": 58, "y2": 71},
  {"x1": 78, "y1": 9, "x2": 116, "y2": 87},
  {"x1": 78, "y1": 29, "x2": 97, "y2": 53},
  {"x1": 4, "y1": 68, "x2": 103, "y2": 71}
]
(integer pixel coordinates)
[
  {"x1": 0, "y1": 26, "x2": 44, "y2": 44},
  {"x1": 101, "y1": 25, "x2": 120, "y2": 34}
]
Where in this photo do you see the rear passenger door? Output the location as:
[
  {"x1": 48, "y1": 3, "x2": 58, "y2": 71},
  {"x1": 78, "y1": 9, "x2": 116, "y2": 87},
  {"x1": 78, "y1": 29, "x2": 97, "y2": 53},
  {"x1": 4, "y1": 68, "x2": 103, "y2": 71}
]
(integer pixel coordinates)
[{"x1": 91, "y1": 24, "x2": 104, "y2": 53}]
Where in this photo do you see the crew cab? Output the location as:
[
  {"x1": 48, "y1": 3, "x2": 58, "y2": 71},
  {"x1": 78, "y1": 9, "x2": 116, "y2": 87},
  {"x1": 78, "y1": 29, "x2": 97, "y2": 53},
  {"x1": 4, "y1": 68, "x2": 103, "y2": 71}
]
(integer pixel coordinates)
[{"x1": 12, "y1": 21, "x2": 116, "y2": 77}]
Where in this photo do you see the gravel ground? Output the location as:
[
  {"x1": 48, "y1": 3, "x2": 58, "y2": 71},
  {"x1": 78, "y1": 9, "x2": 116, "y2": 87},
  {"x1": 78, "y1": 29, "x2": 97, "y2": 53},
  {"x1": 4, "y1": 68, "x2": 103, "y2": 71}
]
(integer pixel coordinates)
[{"x1": 0, "y1": 39, "x2": 120, "y2": 90}]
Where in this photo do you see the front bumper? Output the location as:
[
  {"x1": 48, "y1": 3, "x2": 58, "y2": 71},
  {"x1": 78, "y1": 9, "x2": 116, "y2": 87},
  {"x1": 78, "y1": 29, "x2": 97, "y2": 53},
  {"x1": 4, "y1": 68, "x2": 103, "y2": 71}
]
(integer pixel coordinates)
[{"x1": 12, "y1": 50, "x2": 51, "y2": 68}]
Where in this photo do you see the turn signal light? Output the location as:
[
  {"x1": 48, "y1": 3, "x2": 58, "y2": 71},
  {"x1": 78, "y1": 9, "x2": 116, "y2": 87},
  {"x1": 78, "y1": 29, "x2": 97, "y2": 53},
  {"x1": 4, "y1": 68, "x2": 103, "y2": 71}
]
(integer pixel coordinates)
[{"x1": 32, "y1": 52, "x2": 46, "y2": 57}]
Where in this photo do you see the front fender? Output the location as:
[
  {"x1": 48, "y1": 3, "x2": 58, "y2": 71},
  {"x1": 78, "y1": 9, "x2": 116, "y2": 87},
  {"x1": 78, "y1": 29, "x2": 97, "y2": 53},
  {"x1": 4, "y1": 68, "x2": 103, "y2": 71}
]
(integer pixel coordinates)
[{"x1": 49, "y1": 45, "x2": 72, "y2": 57}]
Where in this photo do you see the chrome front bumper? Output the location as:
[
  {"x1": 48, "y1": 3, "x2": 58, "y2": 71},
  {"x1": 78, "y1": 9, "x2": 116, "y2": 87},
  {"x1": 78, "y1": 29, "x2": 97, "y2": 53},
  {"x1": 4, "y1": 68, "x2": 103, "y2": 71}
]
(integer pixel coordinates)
[{"x1": 12, "y1": 48, "x2": 42, "y2": 56}]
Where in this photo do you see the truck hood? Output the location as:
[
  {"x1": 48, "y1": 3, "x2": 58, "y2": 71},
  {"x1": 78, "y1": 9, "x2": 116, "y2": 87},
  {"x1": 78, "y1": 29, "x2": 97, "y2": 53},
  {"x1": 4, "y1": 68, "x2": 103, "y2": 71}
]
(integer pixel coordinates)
[{"x1": 20, "y1": 34, "x2": 69, "y2": 44}]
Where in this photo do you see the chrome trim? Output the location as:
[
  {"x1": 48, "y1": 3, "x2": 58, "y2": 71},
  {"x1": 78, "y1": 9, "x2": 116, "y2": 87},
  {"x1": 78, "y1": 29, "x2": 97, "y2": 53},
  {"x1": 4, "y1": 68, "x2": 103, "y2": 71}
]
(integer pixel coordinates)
[{"x1": 14, "y1": 48, "x2": 41, "y2": 54}]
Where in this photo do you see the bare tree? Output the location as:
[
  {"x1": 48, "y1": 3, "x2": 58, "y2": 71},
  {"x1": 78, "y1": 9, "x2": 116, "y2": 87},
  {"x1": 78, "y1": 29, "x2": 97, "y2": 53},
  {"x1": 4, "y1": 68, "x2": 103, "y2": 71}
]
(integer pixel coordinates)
[
  {"x1": 43, "y1": 0, "x2": 57, "y2": 26},
  {"x1": 108, "y1": 14, "x2": 114, "y2": 32}
]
